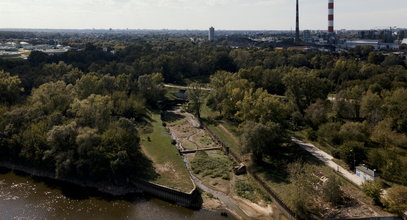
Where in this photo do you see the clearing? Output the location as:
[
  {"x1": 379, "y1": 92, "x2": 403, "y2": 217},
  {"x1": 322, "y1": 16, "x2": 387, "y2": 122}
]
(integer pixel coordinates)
[{"x1": 140, "y1": 112, "x2": 194, "y2": 193}]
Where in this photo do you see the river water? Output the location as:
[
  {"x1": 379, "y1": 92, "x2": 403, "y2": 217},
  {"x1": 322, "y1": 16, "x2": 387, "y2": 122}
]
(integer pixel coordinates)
[{"x1": 0, "y1": 168, "x2": 233, "y2": 220}]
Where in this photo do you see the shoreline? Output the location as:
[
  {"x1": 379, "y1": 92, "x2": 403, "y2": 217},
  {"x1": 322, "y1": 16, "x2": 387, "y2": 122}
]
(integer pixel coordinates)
[{"x1": 0, "y1": 161, "x2": 142, "y2": 196}]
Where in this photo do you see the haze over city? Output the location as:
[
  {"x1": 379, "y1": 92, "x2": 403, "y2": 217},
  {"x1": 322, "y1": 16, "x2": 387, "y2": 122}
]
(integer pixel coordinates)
[{"x1": 0, "y1": 0, "x2": 406, "y2": 30}]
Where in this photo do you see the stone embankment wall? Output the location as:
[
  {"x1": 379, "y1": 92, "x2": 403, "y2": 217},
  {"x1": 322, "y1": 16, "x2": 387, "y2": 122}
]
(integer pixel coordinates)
[{"x1": 0, "y1": 161, "x2": 201, "y2": 209}]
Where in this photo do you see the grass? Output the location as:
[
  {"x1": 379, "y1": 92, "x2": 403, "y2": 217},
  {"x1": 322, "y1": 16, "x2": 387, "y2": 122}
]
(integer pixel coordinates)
[
  {"x1": 140, "y1": 112, "x2": 194, "y2": 192},
  {"x1": 191, "y1": 151, "x2": 233, "y2": 180},
  {"x1": 235, "y1": 177, "x2": 272, "y2": 203},
  {"x1": 199, "y1": 104, "x2": 392, "y2": 217}
]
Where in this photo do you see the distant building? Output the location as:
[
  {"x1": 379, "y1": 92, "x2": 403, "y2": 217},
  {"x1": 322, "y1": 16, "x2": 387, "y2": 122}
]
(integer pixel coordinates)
[
  {"x1": 209, "y1": 27, "x2": 215, "y2": 42},
  {"x1": 303, "y1": 30, "x2": 312, "y2": 43},
  {"x1": 342, "y1": 40, "x2": 399, "y2": 50},
  {"x1": 356, "y1": 165, "x2": 379, "y2": 182}
]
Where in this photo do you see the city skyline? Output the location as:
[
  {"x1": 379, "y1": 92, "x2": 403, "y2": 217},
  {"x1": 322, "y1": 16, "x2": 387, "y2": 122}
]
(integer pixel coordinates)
[{"x1": 0, "y1": 0, "x2": 406, "y2": 30}]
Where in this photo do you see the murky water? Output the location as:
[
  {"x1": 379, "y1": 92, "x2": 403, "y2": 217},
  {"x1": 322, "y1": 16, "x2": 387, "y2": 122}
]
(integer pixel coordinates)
[{"x1": 0, "y1": 168, "x2": 233, "y2": 220}]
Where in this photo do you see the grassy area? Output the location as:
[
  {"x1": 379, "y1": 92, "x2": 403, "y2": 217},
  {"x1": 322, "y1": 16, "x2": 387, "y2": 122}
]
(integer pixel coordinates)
[
  {"x1": 191, "y1": 151, "x2": 233, "y2": 180},
  {"x1": 140, "y1": 112, "x2": 194, "y2": 192},
  {"x1": 235, "y1": 177, "x2": 271, "y2": 203}
]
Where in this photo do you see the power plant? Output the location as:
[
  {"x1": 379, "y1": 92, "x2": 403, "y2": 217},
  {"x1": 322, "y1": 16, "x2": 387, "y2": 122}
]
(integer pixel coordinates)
[
  {"x1": 295, "y1": 0, "x2": 300, "y2": 42},
  {"x1": 328, "y1": 0, "x2": 334, "y2": 33}
]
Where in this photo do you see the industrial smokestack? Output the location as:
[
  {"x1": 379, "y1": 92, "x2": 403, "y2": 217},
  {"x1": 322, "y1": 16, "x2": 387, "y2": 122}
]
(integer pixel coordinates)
[
  {"x1": 295, "y1": 0, "x2": 300, "y2": 42},
  {"x1": 328, "y1": 0, "x2": 334, "y2": 33}
]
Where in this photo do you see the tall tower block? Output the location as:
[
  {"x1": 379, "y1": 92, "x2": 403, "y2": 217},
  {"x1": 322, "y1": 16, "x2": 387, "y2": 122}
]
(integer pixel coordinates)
[
  {"x1": 328, "y1": 0, "x2": 334, "y2": 33},
  {"x1": 295, "y1": 0, "x2": 300, "y2": 42},
  {"x1": 209, "y1": 27, "x2": 215, "y2": 42}
]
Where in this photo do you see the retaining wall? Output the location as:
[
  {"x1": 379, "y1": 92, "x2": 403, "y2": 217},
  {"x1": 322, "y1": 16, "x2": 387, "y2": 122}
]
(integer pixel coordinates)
[{"x1": 0, "y1": 161, "x2": 200, "y2": 209}]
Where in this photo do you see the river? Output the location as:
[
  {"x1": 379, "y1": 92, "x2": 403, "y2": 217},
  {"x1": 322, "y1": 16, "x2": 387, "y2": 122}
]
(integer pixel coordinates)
[{"x1": 0, "y1": 168, "x2": 234, "y2": 220}]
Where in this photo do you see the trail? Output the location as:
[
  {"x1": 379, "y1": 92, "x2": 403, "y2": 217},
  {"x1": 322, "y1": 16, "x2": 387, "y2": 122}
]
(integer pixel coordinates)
[{"x1": 167, "y1": 108, "x2": 256, "y2": 220}]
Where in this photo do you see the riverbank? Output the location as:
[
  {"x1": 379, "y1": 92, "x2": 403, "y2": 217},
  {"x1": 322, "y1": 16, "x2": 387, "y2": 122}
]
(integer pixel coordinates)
[
  {"x1": 0, "y1": 161, "x2": 141, "y2": 196},
  {"x1": 0, "y1": 160, "x2": 203, "y2": 210},
  {"x1": 0, "y1": 171, "x2": 235, "y2": 220}
]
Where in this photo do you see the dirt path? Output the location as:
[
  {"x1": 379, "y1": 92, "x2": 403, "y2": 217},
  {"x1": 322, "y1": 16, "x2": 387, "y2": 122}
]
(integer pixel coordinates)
[
  {"x1": 167, "y1": 108, "x2": 272, "y2": 220},
  {"x1": 291, "y1": 137, "x2": 364, "y2": 186}
]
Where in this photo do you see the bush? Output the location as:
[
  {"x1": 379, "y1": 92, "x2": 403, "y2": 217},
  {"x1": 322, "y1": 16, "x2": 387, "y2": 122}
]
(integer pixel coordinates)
[
  {"x1": 339, "y1": 141, "x2": 367, "y2": 170},
  {"x1": 191, "y1": 151, "x2": 231, "y2": 180},
  {"x1": 235, "y1": 180, "x2": 258, "y2": 202},
  {"x1": 317, "y1": 122, "x2": 342, "y2": 145},
  {"x1": 331, "y1": 149, "x2": 340, "y2": 159},
  {"x1": 322, "y1": 176, "x2": 344, "y2": 206},
  {"x1": 305, "y1": 128, "x2": 317, "y2": 141},
  {"x1": 362, "y1": 180, "x2": 383, "y2": 205},
  {"x1": 381, "y1": 186, "x2": 407, "y2": 216}
]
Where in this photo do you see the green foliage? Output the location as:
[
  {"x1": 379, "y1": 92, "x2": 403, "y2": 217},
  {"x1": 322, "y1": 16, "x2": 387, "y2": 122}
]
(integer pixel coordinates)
[
  {"x1": 241, "y1": 122, "x2": 285, "y2": 162},
  {"x1": 360, "y1": 90, "x2": 384, "y2": 125},
  {"x1": 322, "y1": 176, "x2": 344, "y2": 206},
  {"x1": 339, "y1": 141, "x2": 367, "y2": 170},
  {"x1": 71, "y1": 94, "x2": 113, "y2": 130},
  {"x1": 317, "y1": 122, "x2": 342, "y2": 145},
  {"x1": 186, "y1": 82, "x2": 206, "y2": 119},
  {"x1": 362, "y1": 180, "x2": 383, "y2": 205},
  {"x1": 381, "y1": 186, "x2": 407, "y2": 215},
  {"x1": 235, "y1": 180, "x2": 258, "y2": 202},
  {"x1": 339, "y1": 122, "x2": 370, "y2": 143},
  {"x1": 0, "y1": 70, "x2": 24, "y2": 105},
  {"x1": 191, "y1": 151, "x2": 232, "y2": 180},
  {"x1": 305, "y1": 99, "x2": 329, "y2": 128},
  {"x1": 283, "y1": 69, "x2": 330, "y2": 114},
  {"x1": 371, "y1": 118, "x2": 407, "y2": 149},
  {"x1": 137, "y1": 73, "x2": 165, "y2": 105}
]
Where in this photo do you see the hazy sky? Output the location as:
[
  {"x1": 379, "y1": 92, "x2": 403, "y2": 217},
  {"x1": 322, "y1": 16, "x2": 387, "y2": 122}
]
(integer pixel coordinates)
[{"x1": 0, "y1": 0, "x2": 406, "y2": 30}]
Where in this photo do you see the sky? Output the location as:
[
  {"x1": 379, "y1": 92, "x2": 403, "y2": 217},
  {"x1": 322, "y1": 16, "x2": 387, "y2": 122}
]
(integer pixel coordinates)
[{"x1": 0, "y1": 0, "x2": 406, "y2": 30}]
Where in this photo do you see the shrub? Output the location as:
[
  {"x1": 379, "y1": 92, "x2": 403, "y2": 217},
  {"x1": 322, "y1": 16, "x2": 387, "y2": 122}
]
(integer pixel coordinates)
[
  {"x1": 235, "y1": 180, "x2": 257, "y2": 202},
  {"x1": 362, "y1": 180, "x2": 383, "y2": 205},
  {"x1": 322, "y1": 176, "x2": 344, "y2": 206},
  {"x1": 381, "y1": 186, "x2": 407, "y2": 216}
]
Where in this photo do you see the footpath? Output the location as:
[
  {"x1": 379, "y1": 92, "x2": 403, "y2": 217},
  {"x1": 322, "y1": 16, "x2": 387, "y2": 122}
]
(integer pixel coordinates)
[{"x1": 291, "y1": 137, "x2": 364, "y2": 186}]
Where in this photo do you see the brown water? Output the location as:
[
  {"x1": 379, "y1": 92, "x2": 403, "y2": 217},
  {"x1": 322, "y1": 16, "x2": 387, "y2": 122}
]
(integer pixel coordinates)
[{"x1": 0, "y1": 168, "x2": 234, "y2": 220}]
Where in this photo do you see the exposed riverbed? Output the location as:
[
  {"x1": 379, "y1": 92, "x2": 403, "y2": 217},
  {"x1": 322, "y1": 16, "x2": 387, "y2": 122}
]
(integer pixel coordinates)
[{"x1": 0, "y1": 168, "x2": 234, "y2": 220}]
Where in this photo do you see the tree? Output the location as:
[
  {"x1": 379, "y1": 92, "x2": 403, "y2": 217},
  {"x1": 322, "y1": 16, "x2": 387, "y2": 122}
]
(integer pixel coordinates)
[
  {"x1": 305, "y1": 99, "x2": 330, "y2": 128},
  {"x1": 137, "y1": 73, "x2": 164, "y2": 105},
  {"x1": 283, "y1": 69, "x2": 329, "y2": 114},
  {"x1": 317, "y1": 122, "x2": 342, "y2": 145},
  {"x1": 333, "y1": 85, "x2": 365, "y2": 120},
  {"x1": 241, "y1": 122, "x2": 285, "y2": 162},
  {"x1": 371, "y1": 118, "x2": 407, "y2": 149},
  {"x1": 287, "y1": 161, "x2": 315, "y2": 219},
  {"x1": 0, "y1": 70, "x2": 24, "y2": 105},
  {"x1": 340, "y1": 141, "x2": 367, "y2": 170},
  {"x1": 322, "y1": 176, "x2": 344, "y2": 206},
  {"x1": 339, "y1": 122, "x2": 370, "y2": 143},
  {"x1": 75, "y1": 73, "x2": 102, "y2": 99},
  {"x1": 362, "y1": 180, "x2": 383, "y2": 205},
  {"x1": 235, "y1": 88, "x2": 288, "y2": 126},
  {"x1": 186, "y1": 82, "x2": 207, "y2": 120},
  {"x1": 381, "y1": 186, "x2": 407, "y2": 215},
  {"x1": 30, "y1": 81, "x2": 74, "y2": 115},
  {"x1": 383, "y1": 88, "x2": 407, "y2": 133},
  {"x1": 360, "y1": 91, "x2": 384, "y2": 126},
  {"x1": 70, "y1": 94, "x2": 113, "y2": 130}
]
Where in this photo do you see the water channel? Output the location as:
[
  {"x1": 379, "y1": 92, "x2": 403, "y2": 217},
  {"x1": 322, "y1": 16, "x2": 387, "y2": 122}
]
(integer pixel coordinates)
[{"x1": 0, "y1": 168, "x2": 234, "y2": 220}]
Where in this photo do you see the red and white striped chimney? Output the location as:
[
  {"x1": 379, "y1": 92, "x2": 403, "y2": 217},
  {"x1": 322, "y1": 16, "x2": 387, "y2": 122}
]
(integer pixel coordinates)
[{"x1": 328, "y1": 0, "x2": 334, "y2": 33}]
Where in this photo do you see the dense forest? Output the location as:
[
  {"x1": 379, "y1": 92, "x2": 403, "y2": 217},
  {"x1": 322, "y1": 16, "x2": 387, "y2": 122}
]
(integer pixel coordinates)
[{"x1": 0, "y1": 37, "x2": 407, "y2": 215}]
